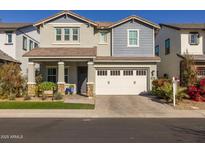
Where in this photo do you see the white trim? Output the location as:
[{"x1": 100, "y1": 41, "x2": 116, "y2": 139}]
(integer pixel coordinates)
[
  {"x1": 28, "y1": 62, "x2": 35, "y2": 65},
  {"x1": 27, "y1": 82, "x2": 36, "y2": 85},
  {"x1": 54, "y1": 27, "x2": 80, "y2": 43},
  {"x1": 48, "y1": 23, "x2": 83, "y2": 26},
  {"x1": 57, "y1": 82, "x2": 65, "y2": 84},
  {"x1": 58, "y1": 62, "x2": 64, "y2": 65},
  {"x1": 87, "y1": 61, "x2": 94, "y2": 65},
  {"x1": 127, "y1": 29, "x2": 140, "y2": 47},
  {"x1": 34, "y1": 11, "x2": 97, "y2": 27},
  {"x1": 87, "y1": 82, "x2": 94, "y2": 84},
  {"x1": 108, "y1": 16, "x2": 160, "y2": 29}
]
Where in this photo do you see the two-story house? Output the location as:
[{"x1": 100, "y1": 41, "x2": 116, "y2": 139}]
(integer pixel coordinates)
[
  {"x1": 0, "y1": 23, "x2": 39, "y2": 75},
  {"x1": 23, "y1": 11, "x2": 160, "y2": 97},
  {"x1": 156, "y1": 23, "x2": 205, "y2": 80}
]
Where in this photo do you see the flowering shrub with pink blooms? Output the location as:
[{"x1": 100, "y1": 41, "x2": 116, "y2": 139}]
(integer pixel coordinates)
[{"x1": 187, "y1": 78, "x2": 205, "y2": 102}]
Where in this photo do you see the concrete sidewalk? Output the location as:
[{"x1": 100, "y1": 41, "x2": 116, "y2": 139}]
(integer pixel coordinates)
[
  {"x1": 0, "y1": 108, "x2": 205, "y2": 118},
  {"x1": 0, "y1": 95, "x2": 205, "y2": 118}
]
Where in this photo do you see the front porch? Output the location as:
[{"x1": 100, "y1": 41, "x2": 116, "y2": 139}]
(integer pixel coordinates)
[
  {"x1": 23, "y1": 47, "x2": 97, "y2": 98},
  {"x1": 27, "y1": 60, "x2": 95, "y2": 97}
]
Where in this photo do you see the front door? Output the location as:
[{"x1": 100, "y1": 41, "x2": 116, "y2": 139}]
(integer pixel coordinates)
[{"x1": 77, "y1": 67, "x2": 88, "y2": 94}]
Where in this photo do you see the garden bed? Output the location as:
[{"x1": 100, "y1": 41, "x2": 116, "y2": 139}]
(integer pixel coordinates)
[
  {"x1": 0, "y1": 101, "x2": 95, "y2": 109},
  {"x1": 176, "y1": 99, "x2": 205, "y2": 110}
]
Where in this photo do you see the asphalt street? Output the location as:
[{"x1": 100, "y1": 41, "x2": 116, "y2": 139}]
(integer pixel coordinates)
[{"x1": 0, "y1": 118, "x2": 205, "y2": 143}]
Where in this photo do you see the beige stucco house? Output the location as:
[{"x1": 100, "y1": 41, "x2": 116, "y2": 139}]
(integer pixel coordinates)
[
  {"x1": 24, "y1": 11, "x2": 160, "y2": 97},
  {"x1": 0, "y1": 23, "x2": 39, "y2": 75},
  {"x1": 156, "y1": 23, "x2": 205, "y2": 80}
]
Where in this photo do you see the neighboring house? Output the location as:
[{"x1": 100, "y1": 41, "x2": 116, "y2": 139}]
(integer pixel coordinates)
[
  {"x1": 0, "y1": 23, "x2": 39, "y2": 75},
  {"x1": 23, "y1": 11, "x2": 160, "y2": 97},
  {"x1": 0, "y1": 49, "x2": 20, "y2": 64},
  {"x1": 156, "y1": 23, "x2": 205, "y2": 80}
]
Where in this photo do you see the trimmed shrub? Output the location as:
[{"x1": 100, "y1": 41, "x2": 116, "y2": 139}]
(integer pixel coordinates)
[
  {"x1": 152, "y1": 79, "x2": 188, "y2": 102},
  {"x1": 38, "y1": 82, "x2": 57, "y2": 92}
]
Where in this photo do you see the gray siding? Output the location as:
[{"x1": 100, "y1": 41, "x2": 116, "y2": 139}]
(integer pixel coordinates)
[{"x1": 113, "y1": 20, "x2": 154, "y2": 56}]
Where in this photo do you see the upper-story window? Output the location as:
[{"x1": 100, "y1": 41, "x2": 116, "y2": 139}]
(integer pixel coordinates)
[
  {"x1": 29, "y1": 40, "x2": 34, "y2": 51},
  {"x1": 72, "y1": 28, "x2": 79, "y2": 41},
  {"x1": 56, "y1": 28, "x2": 62, "y2": 41},
  {"x1": 99, "y1": 31, "x2": 107, "y2": 44},
  {"x1": 127, "y1": 29, "x2": 139, "y2": 47},
  {"x1": 23, "y1": 36, "x2": 27, "y2": 51},
  {"x1": 155, "y1": 45, "x2": 160, "y2": 56},
  {"x1": 189, "y1": 32, "x2": 199, "y2": 45},
  {"x1": 6, "y1": 32, "x2": 13, "y2": 44},
  {"x1": 165, "y1": 38, "x2": 170, "y2": 55},
  {"x1": 55, "y1": 28, "x2": 80, "y2": 42},
  {"x1": 64, "y1": 28, "x2": 70, "y2": 41}
]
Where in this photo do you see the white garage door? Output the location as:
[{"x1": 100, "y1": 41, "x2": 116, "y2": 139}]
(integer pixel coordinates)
[{"x1": 96, "y1": 69, "x2": 148, "y2": 95}]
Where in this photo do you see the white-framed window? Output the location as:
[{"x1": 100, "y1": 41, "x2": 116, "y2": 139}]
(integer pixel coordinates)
[
  {"x1": 64, "y1": 28, "x2": 70, "y2": 41},
  {"x1": 99, "y1": 31, "x2": 107, "y2": 44},
  {"x1": 56, "y1": 28, "x2": 62, "y2": 41},
  {"x1": 97, "y1": 70, "x2": 107, "y2": 76},
  {"x1": 64, "y1": 68, "x2": 69, "y2": 83},
  {"x1": 23, "y1": 36, "x2": 27, "y2": 50},
  {"x1": 55, "y1": 28, "x2": 80, "y2": 42},
  {"x1": 110, "y1": 70, "x2": 120, "y2": 76},
  {"x1": 29, "y1": 40, "x2": 33, "y2": 51},
  {"x1": 72, "y1": 28, "x2": 79, "y2": 41},
  {"x1": 6, "y1": 32, "x2": 13, "y2": 44},
  {"x1": 189, "y1": 32, "x2": 199, "y2": 45},
  {"x1": 123, "y1": 70, "x2": 133, "y2": 76},
  {"x1": 47, "y1": 67, "x2": 57, "y2": 83},
  {"x1": 127, "y1": 29, "x2": 139, "y2": 47}
]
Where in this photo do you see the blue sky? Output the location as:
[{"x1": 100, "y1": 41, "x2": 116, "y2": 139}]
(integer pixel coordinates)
[{"x1": 0, "y1": 10, "x2": 205, "y2": 24}]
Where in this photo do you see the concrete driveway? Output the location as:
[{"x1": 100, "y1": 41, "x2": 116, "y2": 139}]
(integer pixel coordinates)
[{"x1": 95, "y1": 95, "x2": 174, "y2": 116}]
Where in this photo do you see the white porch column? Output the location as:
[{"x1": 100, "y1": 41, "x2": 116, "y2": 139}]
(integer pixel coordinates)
[
  {"x1": 27, "y1": 62, "x2": 36, "y2": 96},
  {"x1": 87, "y1": 61, "x2": 94, "y2": 97},
  {"x1": 57, "y1": 61, "x2": 65, "y2": 95}
]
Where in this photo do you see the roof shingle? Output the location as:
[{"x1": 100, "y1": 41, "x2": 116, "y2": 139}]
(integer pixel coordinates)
[
  {"x1": 160, "y1": 23, "x2": 205, "y2": 30},
  {"x1": 0, "y1": 23, "x2": 33, "y2": 30},
  {"x1": 0, "y1": 50, "x2": 20, "y2": 63},
  {"x1": 23, "y1": 47, "x2": 97, "y2": 58}
]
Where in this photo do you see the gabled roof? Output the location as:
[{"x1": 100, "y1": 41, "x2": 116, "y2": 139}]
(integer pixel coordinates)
[
  {"x1": 108, "y1": 15, "x2": 160, "y2": 29},
  {"x1": 0, "y1": 50, "x2": 20, "y2": 63},
  {"x1": 160, "y1": 23, "x2": 205, "y2": 30},
  {"x1": 0, "y1": 23, "x2": 33, "y2": 30},
  {"x1": 34, "y1": 10, "x2": 98, "y2": 27},
  {"x1": 34, "y1": 11, "x2": 160, "y2": 30}
]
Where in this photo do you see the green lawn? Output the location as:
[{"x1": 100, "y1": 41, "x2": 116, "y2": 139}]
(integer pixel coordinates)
[{"x1": 0, "y1": 101, "x2": 95, "y2": 109}]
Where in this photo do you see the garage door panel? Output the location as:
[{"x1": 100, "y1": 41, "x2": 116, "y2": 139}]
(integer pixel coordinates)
[{"x1": 96, "y1": 69, "x2": 148, "y2": 95}]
